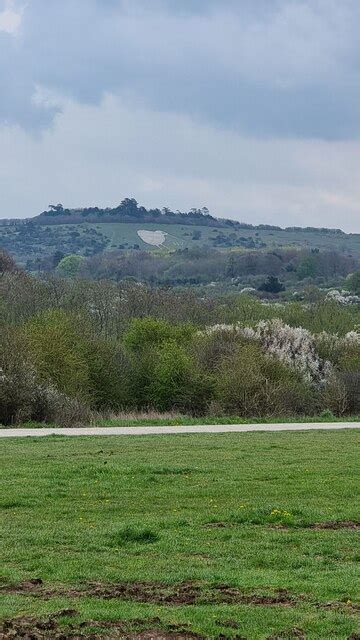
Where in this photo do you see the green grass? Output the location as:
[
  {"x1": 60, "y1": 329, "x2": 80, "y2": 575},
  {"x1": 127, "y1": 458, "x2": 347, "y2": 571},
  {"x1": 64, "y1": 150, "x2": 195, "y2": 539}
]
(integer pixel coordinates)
[
  {"x1": 98, "y1": 414, "x2": 360, "y2": 428},
  {"x1": 2, "y1": 219, "x2": 360, "y2": 266},
  {"x1": 0, "y1": 431, "x2": 359, "y2": 638},
  {"x1": 1, "y1": 413, "x2": 359, "y2": 429}
]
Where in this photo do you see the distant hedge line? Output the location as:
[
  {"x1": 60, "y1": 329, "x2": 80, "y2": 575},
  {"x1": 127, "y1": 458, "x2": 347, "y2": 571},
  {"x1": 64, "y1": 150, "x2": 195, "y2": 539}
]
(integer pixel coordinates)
[{"x1": 1, "y1": 272, "x2": 359, "y2": 426}]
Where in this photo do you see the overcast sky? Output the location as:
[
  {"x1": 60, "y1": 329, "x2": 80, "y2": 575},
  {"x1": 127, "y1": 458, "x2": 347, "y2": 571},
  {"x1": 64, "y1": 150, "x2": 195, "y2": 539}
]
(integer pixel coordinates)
[{"x1": 1, "y1": 0, "x2": 360, "y2": 231}]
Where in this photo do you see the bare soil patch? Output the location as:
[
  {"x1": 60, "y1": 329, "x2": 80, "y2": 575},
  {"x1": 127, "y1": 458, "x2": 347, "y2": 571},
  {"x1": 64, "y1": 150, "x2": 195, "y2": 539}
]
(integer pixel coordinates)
[
  {"x1": 309, "y1": 520, "x2": 360, "y2": 530},
  {"x1": 77, "y1": 582, "x2": 295, "y2": 606},
  {"x1": 81, "y1": 581, "x2": 202, "y2": 606},
  {"x1": 0, "y1": 612, "x2": 205, "y2": 639},
  {"x1": 316, "y1": 600, "x2": 360, "y2": 613},
  {"x1": 0, "y1": 579, "x2": 296, "y2": 607},
  {"x1": 213, "y1": 586, "x2": 295, "y2": 606}
]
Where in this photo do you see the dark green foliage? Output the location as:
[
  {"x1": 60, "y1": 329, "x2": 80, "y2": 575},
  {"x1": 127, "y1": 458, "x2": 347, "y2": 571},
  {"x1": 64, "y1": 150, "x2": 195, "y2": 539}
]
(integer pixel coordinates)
[
  {"x1": 0, "y1": 249, "x2": 18, "y2": 277},
  {"x1": 213, "y1": 342, "x2": 315, "y2": 416},
  {"x1": 22, "y1": 309, "x2": 90, "y2": 397},
  {"x1": 258, "y1": 275, "x2": 285, "y2": 293},
  {"x1": 148, "y1": 340, "x2": 212, "y2": 413},
  {"x1": 297, "y1": 255, "x2": 317, "y2": 279},
  {"x1": 112, "y1": 526, "x2": 159, "y2": 545},
  {"x1": 0, "y1": 328, "x2": 36, "y2": 424},
  {"x1": 347, "y1": 269, "x2": 360, "y2": 294},
  {"x1": 0, "y1": 269, "x2": 359, "y2": 423},
  {"x1": 83, "y1": 338, "x2": 132, "y2": 410},
  {"x1": 56, "y1": 254, "x2": 86, "y2": 277},
  {"x1": 123, "y1": 317, "x2": 194, "y2": 350}
]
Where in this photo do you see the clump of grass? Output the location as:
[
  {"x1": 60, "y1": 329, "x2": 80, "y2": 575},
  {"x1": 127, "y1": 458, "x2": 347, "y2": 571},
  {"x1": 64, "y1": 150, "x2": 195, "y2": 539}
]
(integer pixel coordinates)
[
  {"x1": 112, "y1": 526, "x2": 159, "y2": 545},
  {"x1": 0, "y1": 500, "x2": 28, "y2": 510},
  {"x1": 319, "y1": 409, "x2": 336, "y2": 420},
  {"x1": 101, "y1": 410, "x2": 185, "y2": 426},
  {"x1": 229, "y1": 505, "x2": 301, "y2": 527}
]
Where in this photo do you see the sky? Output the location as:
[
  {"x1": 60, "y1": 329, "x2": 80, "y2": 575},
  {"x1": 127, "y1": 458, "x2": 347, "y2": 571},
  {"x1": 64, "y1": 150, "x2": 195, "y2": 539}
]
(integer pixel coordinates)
[{"x1": 0, "y1": 0, "x2": 360, "y2": 231}]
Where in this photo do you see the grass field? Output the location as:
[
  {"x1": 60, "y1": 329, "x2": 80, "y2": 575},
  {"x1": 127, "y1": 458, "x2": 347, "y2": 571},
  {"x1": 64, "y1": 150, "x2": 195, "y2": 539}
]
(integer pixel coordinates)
[
  {"x1": 0, "y1": 430, "x2": 359, "y2": 638},
  {"x1": 2, "y1": 218, "x2": 360, "y2": 266},
  {"x1": 2, "y1": 413, "x2": 360, "y2": 430},
  {"x1": 92, "y1": 223, "x2": 360, "y2": 257}
]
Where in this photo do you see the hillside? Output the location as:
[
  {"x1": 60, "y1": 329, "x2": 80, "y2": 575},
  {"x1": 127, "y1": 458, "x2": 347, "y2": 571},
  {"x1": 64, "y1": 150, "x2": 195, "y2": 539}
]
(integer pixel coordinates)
[{"x1": 0, "y1": 199, "x2": 359, "y2": 269}]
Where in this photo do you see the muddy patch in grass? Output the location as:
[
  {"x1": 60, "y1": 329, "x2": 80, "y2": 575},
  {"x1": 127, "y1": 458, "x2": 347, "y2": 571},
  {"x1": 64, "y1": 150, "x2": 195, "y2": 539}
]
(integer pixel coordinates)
[
  {"x1": 0, "y1": 579, "x2": 296, "y2": 607},
  {"x1": 269, "y1": 519, "x2": 360, "y2": 532},
  {"x1": 79, "y1": 582, "x2": 296, "y2": 607},
  {"x1": 213, "y1": 586, "x2": 296, "y2": 606},
  {"x1": 1, "y1": 577, "x2": 44, "y2": 593},
  {"x1": 309, "y1": 520, "x2": 360, "y2": 530},
  {"x1": 84, "y1": 582, "x2": 202, "y2": 605},
  {"x1": 203, "y1": 518, "x2": 360, "y2": 531},
  {"x1": 316, "y1": 599, "x2": 360, "y2": 613},
  {"x1": 0, "y1": 612, "x2": 205, "y2": 639}
]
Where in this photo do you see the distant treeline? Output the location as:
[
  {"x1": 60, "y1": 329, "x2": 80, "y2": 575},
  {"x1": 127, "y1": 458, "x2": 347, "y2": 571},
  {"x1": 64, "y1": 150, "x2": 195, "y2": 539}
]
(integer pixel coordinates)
[
  {"x1": 80, "y1": 246, "x2": 358, "y2": 289},
  {"x1": 1, "y1": 253, "x2": 359, "y2": 426},
  {"x1": 25, "y1": 198, "x2": 345, "y2": 234}
]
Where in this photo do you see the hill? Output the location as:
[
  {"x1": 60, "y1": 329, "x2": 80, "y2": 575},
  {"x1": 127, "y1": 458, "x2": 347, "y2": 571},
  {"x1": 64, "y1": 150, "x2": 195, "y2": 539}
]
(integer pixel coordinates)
[{"x1": 0, "y1": 198, "x2": 359, "y2": 270}]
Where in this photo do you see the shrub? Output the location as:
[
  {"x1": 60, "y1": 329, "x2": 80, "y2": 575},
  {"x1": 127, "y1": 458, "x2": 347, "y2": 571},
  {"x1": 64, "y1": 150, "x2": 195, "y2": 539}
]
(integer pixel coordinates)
[
  {"x1": 124, "y1": 317, "x2": 194, "y2": 350},
  {"x1": 0, "y1": 327, "x2": 91, "y2": 426},
  {"x1": 56, "y1": 254, "x2": 85, "y2": 278},
  {"x1": 83, "y1": 338, "x2": 133, "y2": 410},
  {"x1": 194, "y1": 330, "x2": 245, "y2": 372},
  {"x1": 321, "y1": 376, "x2": 349, "y2": 416},
  {"x1": 21, "y1": 309, "x2": 91, "y2": 398},
  {"x1": 258, "y1": 276, "x2": 285, "y2": 293},
  {"x1": 346, "y1": 270, "x2": 360, "y2": 295},
  {"x1": 340, "y1": 372, "x2": 360, "y2": 414},
  {"x1": 148, "y1": 340, "x2": 213, "y2": 413},
  {"x1": 202, "y1": 319, "x2": 333, "y2": 384},
  {"x1": 0, "y1": 330, "x2": 37, "y2": 424},
  {"x1": 214, "y1": 342, "x2": 315, "y2": 417}
]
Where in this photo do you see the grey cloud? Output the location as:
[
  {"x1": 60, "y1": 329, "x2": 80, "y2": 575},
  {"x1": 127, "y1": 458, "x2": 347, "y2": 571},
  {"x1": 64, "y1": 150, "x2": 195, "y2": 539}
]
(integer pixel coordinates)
[
  {"x1": 0, "y1": 31, "x2": 57, "y2": 129},
  {"x1": 1, "y1": 0, "x2": 360, "y2": 138},
  {"x1": 1, "y1": 95, "x2": 359, "y2": 231}
]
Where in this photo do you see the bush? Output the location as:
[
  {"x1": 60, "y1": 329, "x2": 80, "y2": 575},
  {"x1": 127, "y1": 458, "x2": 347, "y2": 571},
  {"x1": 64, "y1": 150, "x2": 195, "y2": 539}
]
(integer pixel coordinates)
[
  {"x1": 34, "y1": 386, "x2": 93, "y2": 427},
  {"x1": 21, "y1": 309, "x2": 90, "y2": 398},
  {"x1": 214, "y1": 342, "x2": 315, "y2": 417},
  {"x1": 194, "y1": 330, "x2": 245, "y2": 372},
  {"x1": 148, "y1": 340, "x2": 213, "y2": 413},
  {"x1": 346, "y1": 270, "x2": 360, "y2": 295},
  {"x1": 83, "y1": 338, "x2": 133, "y2": 410},
  {"x1": 0, "y1": 329, "x2": 37, "y2": 424},
  {"x1": 124, "y1": 317, "x2": 194, "y2": 350},
  {"x1": 56, "y1": 254, "x2": 85, "y2": 277},
  {"x1": 0, "y1": 327, "x2": 91, "y2": 426},
  {"x1": 1, "y1": 270, "x2": 359, "y2": 421},
  {"x1": 340, "y1": 372, "x2": 360, "y2": 414}
]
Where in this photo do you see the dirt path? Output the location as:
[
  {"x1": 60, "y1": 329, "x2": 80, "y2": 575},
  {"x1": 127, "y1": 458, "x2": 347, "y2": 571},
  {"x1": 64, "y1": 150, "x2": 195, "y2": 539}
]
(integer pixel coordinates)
[{"x1": 0, "y1": 422, "x2": 358, "y2": 438}]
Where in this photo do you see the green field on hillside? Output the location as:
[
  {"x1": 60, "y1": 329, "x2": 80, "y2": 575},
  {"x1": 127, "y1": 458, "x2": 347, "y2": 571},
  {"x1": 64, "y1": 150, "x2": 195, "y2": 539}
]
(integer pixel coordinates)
[
  {"x1": 93, "y1": 223, "x2": 360, "y2": 255},
  {"x1": 1, "y1": 218, "x2": 359, "y2": 266},
  {"x1": 1, "y1": 430, "x2": 359, "y2": 638}
]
